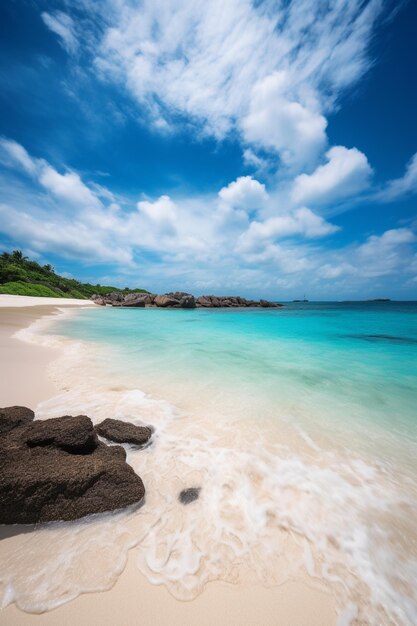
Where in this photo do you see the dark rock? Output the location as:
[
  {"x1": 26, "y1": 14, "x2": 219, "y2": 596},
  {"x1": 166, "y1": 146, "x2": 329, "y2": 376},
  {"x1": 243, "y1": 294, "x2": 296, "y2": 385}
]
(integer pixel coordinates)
[
  {"x1": 154, "y1": 294, "x2": 180, "y2": 307},
  {"x1": 0, "y1": 410, "x2": 146, "y2": 524},
  {"x1": 106, "y1": 291, "x2": 125, "y2": 303},
  {"x1": 180, "y1": 295, "x2": 196, "y2": 309},
  {"x1": 0, "y1": 406, "x2": 35, "y2": 436},
  {"x1": 0, "y1": 443, "x2": 144, "y2": 524},
  {"x1": 92, "y1": 296, "x2": 106, "y2": 306},
  {"x1": 196, "y1": 296, "x2": 212, "y2": 307},
  {"x1": 179, "y1": 487, "x2": 201, "y2": 505},
  {"x1": 165, "y1": 292, "x2": 191, "y2": 299},
  {"x1": 22, "y1": 415, "x2": 98, "y2": 454},
  {"x1": 122, "y1": 294, "x2": 146, "y2": 307},
  {"x1": 95, "y1": 418, "x2": 152, "y2": 447}
]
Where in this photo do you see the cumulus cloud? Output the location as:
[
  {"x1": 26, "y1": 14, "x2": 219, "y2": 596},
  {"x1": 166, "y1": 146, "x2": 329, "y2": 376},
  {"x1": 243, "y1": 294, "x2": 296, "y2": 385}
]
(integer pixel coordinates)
[
  {"x1": 241, "y1": 72, "x2": 327, "y2": 167},
  {"x1": 239, "y1": 207, "x2": 339, "y2": 251},
  {"x1": 1, "y1": 138, "x2": 415, "y2": 298},
  {"x1": 218, "y1": 176, "x2": 268, "y2": 211},
  {"x1": 41, "y1": 11, "x2": 78, "y2": 54},
  {"x1": 292, "y1": 146, "x2": 373, "y2": 206}
]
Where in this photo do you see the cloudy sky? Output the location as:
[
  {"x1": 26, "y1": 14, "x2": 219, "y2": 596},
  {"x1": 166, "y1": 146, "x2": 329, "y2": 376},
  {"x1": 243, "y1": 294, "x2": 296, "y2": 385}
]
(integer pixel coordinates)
[{"x1": 0, "y1": 0, "x2": 416, "y2": 299}]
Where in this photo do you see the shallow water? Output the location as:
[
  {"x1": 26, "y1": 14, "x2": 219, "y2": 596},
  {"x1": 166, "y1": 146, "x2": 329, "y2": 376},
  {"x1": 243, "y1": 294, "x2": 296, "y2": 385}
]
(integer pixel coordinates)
[{"x1": 1, "y1": 302, "x2": 417, "y2": 624}]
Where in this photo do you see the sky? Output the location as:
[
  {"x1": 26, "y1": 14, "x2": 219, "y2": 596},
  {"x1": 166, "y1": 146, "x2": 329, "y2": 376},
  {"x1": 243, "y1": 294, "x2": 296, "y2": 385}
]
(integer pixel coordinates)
[{"x1": 0, "y1": 0, "x2": 416, "y2": 300}]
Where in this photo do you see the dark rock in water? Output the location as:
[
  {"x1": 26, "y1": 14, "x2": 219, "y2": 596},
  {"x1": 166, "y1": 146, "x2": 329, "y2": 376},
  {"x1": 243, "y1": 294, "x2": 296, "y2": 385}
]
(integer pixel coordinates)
[
  {"x1": 0, "y1": 408, "x2": 145, "y2": 524},
  {"x1": 95, "y1": 418, "x2": 152, "y2": 446},
  {"x1": 122, "y1": 294, "x2": 146, "y2": 307},
  {"x1": 22, "y1": 415, "x2": 98, "y2": 454},
  {"x1": 92, "y1": 290, "x2": 283, "y2": 309},
  {"x1": 180, "y1": 295, "x2": 196, "y2": 309},
  {"x1": 179, "y1": 487, "x2": 201, "y2": 505},
  {"x1": 0, "y1": 406, "x2": 34, "y2": 436}
]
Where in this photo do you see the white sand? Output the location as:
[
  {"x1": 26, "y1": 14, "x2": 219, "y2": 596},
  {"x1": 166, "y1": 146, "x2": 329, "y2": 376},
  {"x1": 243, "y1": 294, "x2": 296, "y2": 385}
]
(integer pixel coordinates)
[
  {"x1": 0, "y1": 295, "x2": 94, "y2": 308},
  {"x1": 0, "y1": 302, "x2": 337, "y2": 626}
]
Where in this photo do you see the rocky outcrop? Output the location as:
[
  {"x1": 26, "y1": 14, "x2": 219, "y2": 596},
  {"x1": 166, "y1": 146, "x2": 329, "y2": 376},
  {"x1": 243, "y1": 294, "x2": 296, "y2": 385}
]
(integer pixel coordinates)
[
  {"x1": 92, "y1": 292, "x2": 281, "y2": 309},
  {"x1": 23, "y1": 414, "x2": 98, "y2": 454},
  {"x1": 95, "y1": 418, "x2": 152, "y2": 447},
  {"x1": 154, "y1": 294, "x2": 182, "y2": 307},
  {"x1": 0, "y1": 408, "x2": 147, "y2": 524},
  {"x1": 0, "y1": 405, "x2": 34, "y2": 436}
]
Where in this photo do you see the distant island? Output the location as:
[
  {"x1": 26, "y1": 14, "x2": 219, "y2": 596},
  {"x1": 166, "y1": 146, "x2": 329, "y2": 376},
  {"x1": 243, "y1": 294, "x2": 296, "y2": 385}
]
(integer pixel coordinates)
[
  {"x1": 366, "y1": 298, "x2": 391, "y2": 302},
  {"x1": 0, "y1": 250, "x2": 148, "y2": 299}
]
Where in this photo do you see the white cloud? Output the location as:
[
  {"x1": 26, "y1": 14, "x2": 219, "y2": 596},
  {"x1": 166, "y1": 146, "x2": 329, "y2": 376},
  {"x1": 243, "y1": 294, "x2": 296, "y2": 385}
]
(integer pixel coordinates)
[
  {"x1": 241, "y1": 72, "x2": 327, "y2": 167},
  {"x1": 317, "y1": 228, "x2": 416, "y2": 281},
  {"x1": 218, "y1": 176, "x2": 268, "y2": 211},
  {"x1": 86, "y1": 0, "x2": 388, "y2": 167},
  {"x1": 39, "y1": 166, "x2": 101, "y2": 208},
  {"x1": 0, "y1": 138, "x2": 101, "y2": 209},
  {"x1": 137, "y1": 195, "x2": 178, "y2": 233},
  {"x1": 376, "y1": 152, "x2": 417, "y2": 201},
  {"x1": 292, "y1": 146, "x2": 372, "y2": 206},
  {"x1": 242, "y1": 149, "x2": 268, "y2": 171},
  {"x1": 0, "y1": 138, "x2": 37, "y2": 175},
  {"x1": 1, "y1": 138, "x2": 415, "y2": 298},
  {"x1": 41, "y1": 11, "x2": 78, "y2": 54},
  {"x1": 239, "y1": 207, "x2": 339, "y2": 251},
  {"x1": 0, "y1": 203, "x2": 132, "y2": 265}
]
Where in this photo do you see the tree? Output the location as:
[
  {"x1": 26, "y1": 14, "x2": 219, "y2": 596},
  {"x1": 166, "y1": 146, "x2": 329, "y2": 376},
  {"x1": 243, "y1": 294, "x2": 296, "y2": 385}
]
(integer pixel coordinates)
[
  {"x1": 43, "y1": 264, "x2": 55, "y2": 273},
  {"x1": 11, "y1": 250, "x2": 28, "y2": 263}
]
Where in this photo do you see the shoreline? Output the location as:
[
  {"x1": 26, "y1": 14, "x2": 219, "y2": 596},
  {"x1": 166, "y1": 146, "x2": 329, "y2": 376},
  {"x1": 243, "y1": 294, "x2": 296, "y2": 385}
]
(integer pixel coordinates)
[{"x1": 0, "y1": 297, "x2": 337, "y2": 625}]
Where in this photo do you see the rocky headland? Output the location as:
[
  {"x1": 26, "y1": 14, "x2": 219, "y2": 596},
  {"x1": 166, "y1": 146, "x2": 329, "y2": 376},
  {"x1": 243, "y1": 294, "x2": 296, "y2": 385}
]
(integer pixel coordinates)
[
  {"x1": 0, "y1": 407, "x2": 152, "y2": 524},
  {"x1": 91, "y1": 291, "x2": 283, "y2": 309}
]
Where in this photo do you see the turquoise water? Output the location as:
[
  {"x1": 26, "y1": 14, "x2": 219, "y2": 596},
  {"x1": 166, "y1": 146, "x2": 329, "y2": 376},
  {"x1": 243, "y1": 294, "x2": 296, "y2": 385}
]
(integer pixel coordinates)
[
  {"x1": 9, "y1": 301, "x2": 416, "y2": 622},
  {"x1": 58, "y1": 301, "x2": 417, "y2": 454}
]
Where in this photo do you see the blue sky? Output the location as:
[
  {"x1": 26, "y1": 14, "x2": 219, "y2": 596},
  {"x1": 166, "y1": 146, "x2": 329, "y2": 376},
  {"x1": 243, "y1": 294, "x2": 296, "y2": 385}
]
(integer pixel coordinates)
[{"x1": 0, "y1": 0, "x2": 416, "y2": 299}]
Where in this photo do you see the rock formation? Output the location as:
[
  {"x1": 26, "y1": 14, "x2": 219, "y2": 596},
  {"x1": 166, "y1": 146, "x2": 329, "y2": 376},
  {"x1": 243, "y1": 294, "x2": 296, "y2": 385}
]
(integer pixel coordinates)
[
  {"x1": 0, "y1": 408, "x2": 147, "y2": 524},
  {"x1": 91, "y1": 291, "x2": 282, "y2": 309},
  {"x1": 95, "y1": 418, "x2": 152, "y2": 447}
]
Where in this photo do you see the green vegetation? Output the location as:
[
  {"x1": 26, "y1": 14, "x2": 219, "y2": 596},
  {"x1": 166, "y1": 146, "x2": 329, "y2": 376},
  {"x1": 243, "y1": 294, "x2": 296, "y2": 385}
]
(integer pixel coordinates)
[{"x1": 0, "y1": 250, "x2": 148, "y2": 299}]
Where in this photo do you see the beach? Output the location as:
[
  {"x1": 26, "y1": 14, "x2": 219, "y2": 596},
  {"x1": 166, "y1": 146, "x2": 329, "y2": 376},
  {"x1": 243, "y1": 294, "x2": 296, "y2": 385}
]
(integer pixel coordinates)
[{"x1": 0, "y1": 296, "x2": 337, "y2": 626}]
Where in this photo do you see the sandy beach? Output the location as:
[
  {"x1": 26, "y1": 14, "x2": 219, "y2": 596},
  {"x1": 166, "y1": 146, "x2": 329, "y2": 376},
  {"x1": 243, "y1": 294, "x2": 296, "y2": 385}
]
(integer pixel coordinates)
[{"x1": 0, "y1": 296, "x2": 337, "y2": 626}]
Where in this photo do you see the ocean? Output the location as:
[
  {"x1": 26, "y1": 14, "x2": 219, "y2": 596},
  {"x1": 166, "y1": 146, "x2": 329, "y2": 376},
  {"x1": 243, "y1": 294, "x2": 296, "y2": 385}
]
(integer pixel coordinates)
[{"x1": 3, "y1": 301, "x2": 417, "y2": 624}]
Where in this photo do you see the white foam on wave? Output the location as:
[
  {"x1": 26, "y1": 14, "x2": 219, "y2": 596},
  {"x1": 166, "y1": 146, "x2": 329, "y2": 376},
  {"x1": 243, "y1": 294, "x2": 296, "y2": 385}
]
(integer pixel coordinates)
[{"x1": 1, "y1": 308, "x2": 417, "y2": 625}]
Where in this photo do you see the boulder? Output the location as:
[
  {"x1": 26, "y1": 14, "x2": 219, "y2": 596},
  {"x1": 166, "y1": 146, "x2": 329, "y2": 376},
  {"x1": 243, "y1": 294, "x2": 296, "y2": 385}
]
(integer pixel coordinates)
[
  {"x1": 260, "y1": 299, "x2": 280, "y2": 307},
  {"x1": 180, "y1": 295, "x2": 196, "y2": 309},
  {"x1": 122, "y1": 294, "x2": 146, "y2": 307},
  {"x1": 0, "y1": 406, "x2": 34, "y2": 437},
  {"x1": 107, "y1": 291, "x2": 125, "y2": 303},
  {"x1": 154, "y1": 294, "x2": 180, "y2": 307},
  {"x1": 21, "y1": 415, "x2": 98, "y2": 454},
  {"x1": 0, "y1": 409, "x2": 145, "y2": 524},
  {"x1": 196, "y1": 296, "x2": 212, "y2": 307},
  {"x1": 95, "y1": 418, "x2": 152, "y2": 446}
]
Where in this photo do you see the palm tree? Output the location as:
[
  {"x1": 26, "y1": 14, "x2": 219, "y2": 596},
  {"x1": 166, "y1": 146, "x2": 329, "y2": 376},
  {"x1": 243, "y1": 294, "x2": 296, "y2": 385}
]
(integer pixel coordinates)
[
  {"x1": 11, "y1": 250, "x2": 28, "y2": 263},
  {"x1": 1, "y1": 252, "x2": 11, "y2": 261},
  {"x1": 43, "y1": 264, "x2": 54, "y2": 273}
]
